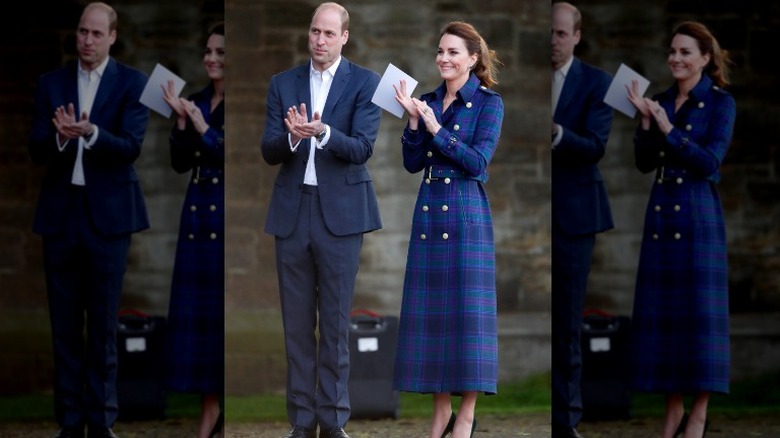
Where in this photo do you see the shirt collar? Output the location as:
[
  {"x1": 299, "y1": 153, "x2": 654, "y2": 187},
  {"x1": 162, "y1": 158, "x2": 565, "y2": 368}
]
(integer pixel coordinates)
[
  {"x1": 555, "y1": 56, "x2": 574, "y2": 79},
  {"x1": 78, "y1": 56, "x2": 109, "y2": 80},
  {"x1": 310, "y1": 56, "x2": 342, "y2": 79}
]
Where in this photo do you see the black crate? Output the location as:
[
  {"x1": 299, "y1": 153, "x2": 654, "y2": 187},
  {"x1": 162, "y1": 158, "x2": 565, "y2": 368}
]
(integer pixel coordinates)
[
  {"x1": 116, "y1": 310, "x2": 167, "y2": 421},
  {"x1": 580, "y1": 309, "x2": 631, "y2": 421},
  {"x1": 348, "y1": 310, "x2": 400, "y2": 420}
]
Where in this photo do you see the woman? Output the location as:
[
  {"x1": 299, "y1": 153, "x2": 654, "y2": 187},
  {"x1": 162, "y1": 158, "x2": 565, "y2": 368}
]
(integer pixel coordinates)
[
  {"x1": 392, "y1": 21, "x2": 503, "y2": 438},
  {"x1": 626, "y1": 21, "x2": 735, "y2": 438},
  {"x1": 162, "y1": 22, "x2": 225, "y2": 438}
]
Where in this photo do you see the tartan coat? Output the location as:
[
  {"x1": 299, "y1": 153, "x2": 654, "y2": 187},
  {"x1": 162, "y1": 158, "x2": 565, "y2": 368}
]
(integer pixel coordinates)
[
  {"x1": 164, "y1": 83, "x2": 225, "y2": 394},
  {"x1": 629, "y1": 74, "x2": 735, "y2": 394},
  {"x1": 393, "y1": 74, "x2": 503, "y2": 394}
]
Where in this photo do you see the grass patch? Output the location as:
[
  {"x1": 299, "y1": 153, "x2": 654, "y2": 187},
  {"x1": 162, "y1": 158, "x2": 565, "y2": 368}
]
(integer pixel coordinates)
[{"x1": 3, "y1": 371, "x2": 780, "y2": 422}]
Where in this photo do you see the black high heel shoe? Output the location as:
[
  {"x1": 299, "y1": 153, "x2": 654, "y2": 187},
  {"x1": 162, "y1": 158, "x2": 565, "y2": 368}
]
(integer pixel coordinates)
[
  {"x1": 674, "y1": 412, "x2": 688, "y2": 437},
  {"x1": 440, "y1": 412, "x2": 456, "y2": 437},
  {"x1": 209, "y1": 412, "x2": 224, "y2": 438}
]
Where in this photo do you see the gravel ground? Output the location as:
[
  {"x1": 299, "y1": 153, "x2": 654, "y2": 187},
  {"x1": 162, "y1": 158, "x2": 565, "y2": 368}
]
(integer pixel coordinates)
[{"x1": 3, "y1": 413, "x2": 780, "y2": 437}]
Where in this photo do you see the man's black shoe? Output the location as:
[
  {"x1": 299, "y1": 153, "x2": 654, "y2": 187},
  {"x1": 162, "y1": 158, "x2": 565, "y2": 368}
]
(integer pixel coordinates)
[
  {"x1": 319, "y1": 427, "x2": 350, "y2": 438},
  {"x1": 53, "y1": 427, "x2": 84, "y2": 438},
  {"x1": 283, "y1": 426, "x2": 316, "y2": 438}
]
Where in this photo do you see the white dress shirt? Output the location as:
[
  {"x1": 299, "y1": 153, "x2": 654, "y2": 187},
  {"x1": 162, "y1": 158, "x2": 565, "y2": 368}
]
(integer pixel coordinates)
[
  {"x1": 301, "y1": 57, "x2": 339, "y2": 186},
  {"x1": 60, "y1": 58, "x2": 107, "y2": 185}
]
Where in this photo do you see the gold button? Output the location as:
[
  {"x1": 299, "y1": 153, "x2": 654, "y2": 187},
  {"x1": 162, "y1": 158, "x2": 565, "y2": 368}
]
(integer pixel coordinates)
[
  {"x1": 425, "y1": 178, "x2": 431, "y2": 184},
  {"x1": 685, "y1": 124, "x2": 692, "y2": 131},
  {"x1": 466, "y1": 102, "x2": 472, "y2": 108},
  {"x1": 676, "y1": 177, "x2": 683, "y2": 184},
  {"x1": 442, "y1": 233, "x2": 449, "y2": 240},
  {"x1": 193, "y1": 178, "x2": 199, "y2": 184},
  {"x1": 422, "y1": 205, "x2": 429, "y2": 212},
  {"x1": 444, "y1": 177, "x2": 451, "y2": 184},
  {"x1": 426, "y1": 151, "x2": 433, "y2": 158},
  {"x1": 480, "y1": 85, "x2": 487, "y2": 89},
  {"x1": 652, "y1": 234, "x2": 659, "y2": 240},
  {"x1": 420, "y1": 234, "x2": 427, "y2": 240},
  {"x1": 212, "y1": 177, "x2": 219, "y2": 184},
  {"x1": 442, "y1": 205, "x2": 449, "y2": 212},
  {"x1": 454, "y1": 124, "x2": 460, "y2": 131},
  {"x1": 657, "y1": 178, "x2": 663, "y2": 184},
  {"x1": 190, "y1": 205, "x2": 197, "y2": 212},
  {"x1": 698, "y1": 102, "x2": 705, "y2": 109},
  {"x1": 659, "y1": 151, "x2": 665, "y2": 157},
  {"x1": 674, "y1": 205, "x2": 681, "y2": 212},
  {"x1": 210, "y1": 205, "x2": 217, "y2": 212},
  {"x1": 188, "y1": 234, "x2": 194, "y2": 240},
  {"x1": 210, "y1": 233, "x2": 217, "y2": 240},
  {"x1": 674, "y1": 233, "x2": 681, "y2": 240},
  {"x1": 195, "y1": 151, "x2": 201, "y2": 157},
  {"x1": 654, "y1": 205, "x2": 661, "y2": 212}
]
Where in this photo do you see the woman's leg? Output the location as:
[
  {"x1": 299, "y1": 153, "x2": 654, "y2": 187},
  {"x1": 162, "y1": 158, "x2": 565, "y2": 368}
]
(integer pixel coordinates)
[
  {"x1": 198, "y1": 392, "x2": 222, "y2": 438},
  {"x1": 429, "y1": 393, "x2": 453, "y2": 438},
  {"x1": 453, "y1": 391, "x2": 477, "y2": 438},
  {"x1": 684, "y1": 392, "x2": 710, "y2": 438},
  {"x1": 662, "y1": 393, "x2": 686, "y2": 438}
]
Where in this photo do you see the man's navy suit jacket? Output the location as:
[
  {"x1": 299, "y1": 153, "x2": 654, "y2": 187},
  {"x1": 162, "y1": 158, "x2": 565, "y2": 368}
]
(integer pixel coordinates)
[
  {"x1": 261, "y1": 58, "x2": 382, "y2": 238},
  {"x1": 552, "y1": 57, "x2": 614, "y2": 237},
  {"x1": 29, "y1": 58, "x2": 150, "y2": 237}
]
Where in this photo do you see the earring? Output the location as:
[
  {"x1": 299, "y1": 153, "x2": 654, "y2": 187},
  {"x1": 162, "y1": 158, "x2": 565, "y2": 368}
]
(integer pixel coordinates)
[{"x1": 468, "y1": 64, "x2": 474, "y2": 70}]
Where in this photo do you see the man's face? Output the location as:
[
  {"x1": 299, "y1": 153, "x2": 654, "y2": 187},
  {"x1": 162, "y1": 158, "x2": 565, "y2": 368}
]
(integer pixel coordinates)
[
  {"x1": 551, "y1": 6, "x2": 580, "y2": 70},
  {"x1": 76, "y1": 7, "x2": 116, "y2": 71},
  {"x1": 308, "y1": 7, "x2": 348, "y2": 72}
]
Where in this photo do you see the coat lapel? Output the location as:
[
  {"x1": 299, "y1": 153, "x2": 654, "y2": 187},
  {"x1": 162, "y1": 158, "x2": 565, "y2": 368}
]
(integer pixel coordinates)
[
  {"x1": 322, "y1": 58, "x2": 350, "y2": 123},
  {"x1": 555, "y1": 57, "x2": 582, "y2": 120},
  {"x1": 90, "y1": 58, "x2": 118, "y2": 122}
]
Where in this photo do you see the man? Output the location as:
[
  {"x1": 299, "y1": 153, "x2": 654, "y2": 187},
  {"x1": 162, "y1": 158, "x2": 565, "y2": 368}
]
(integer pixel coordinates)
[
  {"x1": 260, "y1": 3, "x2": 382, "y2": 438},
  {"x1": 550, "y1": 2, "x2": 614, "y2": 438},
  {"x1": 28, "y1": 3, "x2": 150, "y2": 437}
]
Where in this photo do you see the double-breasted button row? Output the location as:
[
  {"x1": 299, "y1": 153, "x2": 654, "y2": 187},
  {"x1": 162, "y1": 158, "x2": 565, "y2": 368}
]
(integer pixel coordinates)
[
  {"x1": 190, "y1": 204, "x2": 218, "y2": 212},
  {"x1": 424, "y1": 177, "x2": 452, "y2": 185},
  {"x1": 421, "y1": 204, "x2": 448, "y2": 212},
  {"x1": 652, "y1": 232, "x2": 682, "y2": 240},
  {"x1": 654, "y1": 204, "x2": 681, "y2": 212},
  {"x1": 419, "y1": 232, "x2": 450, "y2": 240},
  {"x1": 192, "y1": 176, "x2": 220, "y2": 184},
  {"x1": 188, "y1": 232, "x2": 218, "y2": 240}
]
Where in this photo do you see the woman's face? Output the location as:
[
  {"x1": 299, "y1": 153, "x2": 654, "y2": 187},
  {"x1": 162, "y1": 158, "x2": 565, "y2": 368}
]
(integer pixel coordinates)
[
  {"x1": 203, "y1": 33, "x2": 225, "y2": 82},
  {"x1": 667, "y1": 33, "x2": 710, "y2": 84},
  {"x1": 436, "y1": 33, "x2": 477, "y2": 83}
]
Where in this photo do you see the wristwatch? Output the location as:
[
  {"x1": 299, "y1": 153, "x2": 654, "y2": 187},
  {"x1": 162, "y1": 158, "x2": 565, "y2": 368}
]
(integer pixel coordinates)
[{"x1": 316, "y1": 125, "x2": 328, "y2": 142}]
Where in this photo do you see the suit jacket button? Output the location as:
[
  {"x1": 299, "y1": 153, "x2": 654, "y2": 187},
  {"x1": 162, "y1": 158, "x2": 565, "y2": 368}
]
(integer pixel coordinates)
[
  {"x1": 453, "y1": 124, "x2": 460, "y2": 131},
  {"x1": 674, "y1": 205, "x2": 681, "y2": 212},
  {"x1": 190, "y1": 205, "x2": 197, "y2": 212},
  {"x1": 674, "y1": 233, "x2": 681, "y2": 240},
  {"x1": 442, "y1": 205, "x2": 448, "y2": 212},
  {"x1": 676, "y1": 177, "x2": 683, "y2": 184},
  {"x1": 466, "y1": 102, "x2": 472, "y2": 108},
  {"x1": 420, "y1": 234, "x2": 427, "y2": 240},
  {"x1": 188, "y1": 234, "x2": 195, "y2": 240},
  {"x1": 212, "y1": 177, "x2": 219, "y2": 184},
  {"x1": 444, "y1": 177, "x2": 451, "y2": 184},
  {"x1": 210, "y1": 233, "x2": 217, "y2": 240},
  {"x1": 442, "y1": 233, "x2": 449, "y2": 240},
  {"x1": 422, "y1": 205, "x2": 429, "y2": 212},
  {"x1": 427, "y1": 151, "x2": 433, "y2": 157},
  {"x1": 210, "y1": 205, "x2": 217, "y2": 212},
  {"x1": 425, "y1": 178, "x2": 431, "y2": 184},
  {"x1": 654, "y1": 205, "x2": 661, "y2": 212},
  {"x1": 652, "y1": 233, "x2": 659, "y2": 240}
]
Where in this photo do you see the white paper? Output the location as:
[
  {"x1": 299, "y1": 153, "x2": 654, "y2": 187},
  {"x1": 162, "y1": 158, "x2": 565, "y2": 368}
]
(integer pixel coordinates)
[
  {"x1": 140, "y1": 63, "x2": 186, "y2": 118},
  {"x1": 603, "y1": 63, "x2": 650, "y2": 118},
  {"x1": 371, "y1": 63, "x2": 418, "y2": 118},
  {"x1": 125, "y1": 337, "x2": 147, "y2": 353}
]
